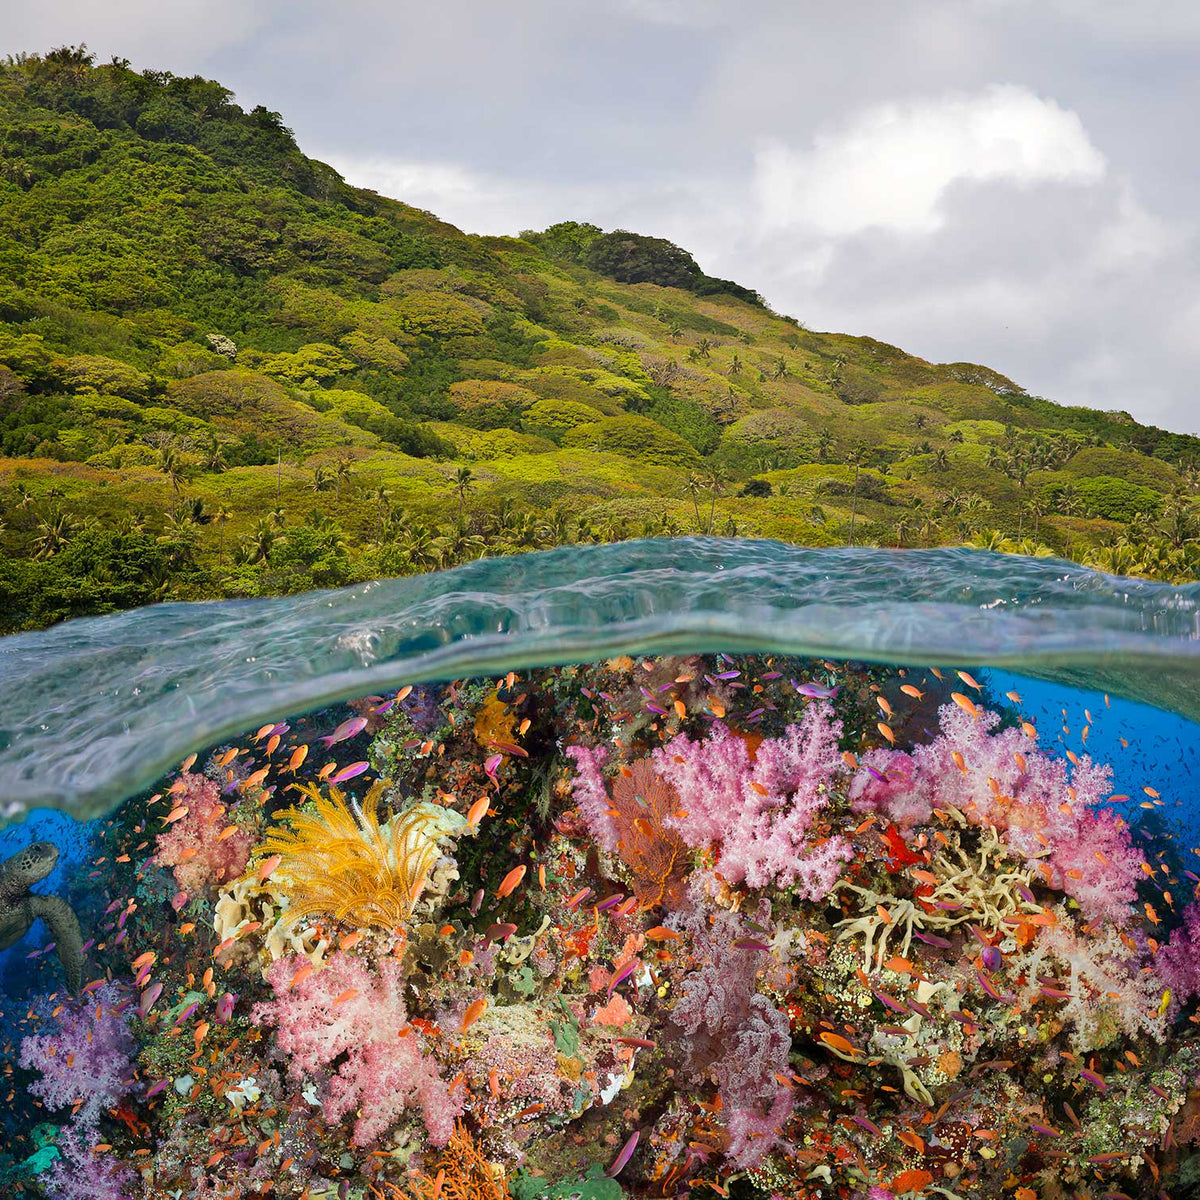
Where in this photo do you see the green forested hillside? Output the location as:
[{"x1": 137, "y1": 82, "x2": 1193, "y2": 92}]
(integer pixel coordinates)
[{"x1": 3, "y1": 46, "x2": 1200, "y2": 632}]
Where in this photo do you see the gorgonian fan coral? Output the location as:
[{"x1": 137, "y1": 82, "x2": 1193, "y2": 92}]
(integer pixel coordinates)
[
  {"x1": 565, "y1": 751, "x2": 689, "y2": 906},
  {"x1": 251, "y1": 779, "x2": 447, "y2": 931}
]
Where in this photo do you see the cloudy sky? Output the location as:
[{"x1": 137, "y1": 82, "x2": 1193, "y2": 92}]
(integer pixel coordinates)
[{"x1": 6, "y1": 1, "x2": 1200, "y2": 433}]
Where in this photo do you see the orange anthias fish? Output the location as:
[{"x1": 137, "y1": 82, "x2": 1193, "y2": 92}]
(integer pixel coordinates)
[
  {"x1": 899, "y1": 685, "x2": 924, "y2": 700},
  {"x1": 496, "y1": 865, "x2": 527, "y2": 899},
  {"x1": 951, "y1": 692, "x2": 978, "y2": 719},
  {"x1": 956, "y1": 670, "x2": 982, "y2": 690},
  {"x1": 461, "y1": 997, "x2": 488, "y2": 1031}
]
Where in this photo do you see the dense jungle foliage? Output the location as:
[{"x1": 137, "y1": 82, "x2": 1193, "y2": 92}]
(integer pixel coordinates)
[{"x1": 3, "y1": 46, "x2": 1200, "y2": 633}]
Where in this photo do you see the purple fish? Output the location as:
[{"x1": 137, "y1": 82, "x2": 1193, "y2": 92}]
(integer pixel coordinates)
[
  {"x1": 1029, "y1": 1122, "x2": 1060, "y2": 1137},
  {"x1": 912, "y1": 931, "x2": 952, "y2": 949},
  {"x1": 470, "y1": 888, "x2": 485, "y2": 917},
  {"x1": 215, "y1": 992, "x2": 238, "y2": 1024},
  {"x1": 852, "y1": 1114, "x2": 883, "y2": 1136},
  {"x1": 1080, "y1": 1068, "x2": 1108, "y2": 1092},
  {"x1": 606, "y1": 1131, "x2": 639, "y2": 1178},
  {"x1": 608, "y1": 960, "x2": 639, "y2": 993},
  {"x1": 138, "y1": 982, "x2": 164, "y2": 1019},
  {"x1": 173, "y1": 1001, "x2": 199, "y2": 1028},
  {"x1": 371, "y1": 698, "x2": 395, "y2": 715},
  {"x1": 715, "y1": 670, "x2": 741, "y2": 680},
  {"x1": 644, "y1": 704, "x2": 667, "y2": 715},
  {"x1": 794, "y1": 681, "x2": 839, "y2": 699},
  {"x1": 597, "y1": 894, "x2": 625, "y2": 912},
  {"x1": 145, "y1": 1079, "x2": 169, "y2": 1099},
  {"x1": 981, "y1": 945, "x2": 1003, "y2": 971},
  {"x1": 732, "y1": 939, "x2": 771, "y2": 952},
  {"x1": 320, "y1": 716, "x2": 368, "y2": 749},
  {"x1": 328, "y1": 761, "x2": 369, "y2": 786}
]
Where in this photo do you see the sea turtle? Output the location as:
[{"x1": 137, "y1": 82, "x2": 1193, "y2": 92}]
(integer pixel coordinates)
[{"x1": 0, "y1": 841, "x2": 83, "y2": 994}]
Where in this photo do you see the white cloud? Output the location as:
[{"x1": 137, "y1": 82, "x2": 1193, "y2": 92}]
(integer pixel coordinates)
[{"x1": 754, "y1": 85, "x2": 1107, "y2": 236}]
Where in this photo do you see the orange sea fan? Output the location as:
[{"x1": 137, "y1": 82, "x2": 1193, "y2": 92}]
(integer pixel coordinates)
[
  {"x1": 611, "y1": 759, "x2": 690, "y2": 908},
  {"x1": 373, "y1": 1122, "x2": 509, "y2": 1200}
]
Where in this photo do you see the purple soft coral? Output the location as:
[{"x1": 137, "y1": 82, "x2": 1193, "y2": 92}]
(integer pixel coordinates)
[
  {"x1": 652, "y1": 704, "x2": 851, "y2": 896},
  {"x1": 19, "y1": 981, "x2": 136, "y2": 1130}
]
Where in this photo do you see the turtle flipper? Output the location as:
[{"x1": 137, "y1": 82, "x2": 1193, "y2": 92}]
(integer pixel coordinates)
[{"x1": 28, "y1": 895, "x2": 83, "y2": 994}]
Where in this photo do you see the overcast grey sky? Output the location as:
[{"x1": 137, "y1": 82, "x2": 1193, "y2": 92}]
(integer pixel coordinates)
[{"x1": 5, "y1": 1, "x2": 1200, "y2": 433}]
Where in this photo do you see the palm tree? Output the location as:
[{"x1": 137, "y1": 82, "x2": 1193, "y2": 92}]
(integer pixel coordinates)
[
  {"x1": 539, "y1": 506, "x2": 574, "y2": 546},
  {"x1": 845, "y1": 445, "x2": 868, "y2": 547},
  {"x1": 771, "y1": 356, "x2": 788, "y2": 380},
  {"x1": 368, "y1": 484, "x2": 393, "y2": 541},
  {"x1": 1023, "y1": 495, "x2": 1048, "y2": 542},
  {"x1": 685, "y1": 472, "x2": 706, "y2": 529},
  {"x1": 333, "y1": 457, "x2": 356, "y2": 501},
  {"x1": 202, "y1": 435, "x2": 227, "y2": 473},
  {"x1": 696, "y1": 337, "x2": 712, "y2": 361},
  {"x1": 1058, "y1": 484, "x2": 1080, "y2": 555},
  {"x1": 895, "y1": 515, "x2": 919, "y2": 547},
  {"x1": 310, "y1": 465, "x2": 331, "y2": 493},
  {"x1": 706, "y1": 471, "x2": 727, "y2": 536},
  {"x1": 669, "y1": 323, "x2": 683, "y2": 342},
  {"x1": 401, "y1": 524, "x2": 442, "y2": 570},
  {"x1": 33, "y1": 508, "x2": 78, "y2": 559},
  {"x1": 245, "y1": 518, "x2": 276, "y2": 565},
  {"x1": 816, "y1": 428, "x2": 835, "y2": 461},
  {"x1": 932, "y1": 448, "x2": 949, "y2": 471},
  {"x1": 728, "y1": 354, "x2": 743, "y2": 377},
  {"x1": 212, "y1": 504, "x2": 233, "y2": 563},
  {"x1": 452, "y1": 466, "x2": 474, "y2": 521},
  {"x1": 158, "y1": 446, "x2": 187, "y2": 516},
  {"x1": 270, "y1": 505, "x2": 287, "y2": 527}
]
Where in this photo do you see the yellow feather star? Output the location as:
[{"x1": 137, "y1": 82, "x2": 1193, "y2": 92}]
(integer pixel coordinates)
[{"x1": 253, "y1": 780, "x2": 442, "y2": 931}]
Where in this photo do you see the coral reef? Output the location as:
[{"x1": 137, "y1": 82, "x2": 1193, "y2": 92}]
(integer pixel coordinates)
[{"x1": 6, "y1": 653, "x2": 1200, "y2": 1200}]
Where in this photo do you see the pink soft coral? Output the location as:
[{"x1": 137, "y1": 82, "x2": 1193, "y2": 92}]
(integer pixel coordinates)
[
  {"x1": 1159, "y1": 901, "x2": 1200, "y2": 1004},
  {"x1": 251, "y1": 952, "x2": 460, "y2": 1146},
  {"x1": 651, "y1": 704, "x2": 850, "y2": 896},
  {"x1": 154, "y1": 771, "x2": 253, "y2": 897},
  {"x1": 848, "y1": 703, "x2": 1144, "y2": 924}
]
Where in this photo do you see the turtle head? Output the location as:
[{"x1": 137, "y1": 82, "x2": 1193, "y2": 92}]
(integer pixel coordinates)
[{"x1": 8, "y1": 841, "x2": 59, "y2": 888}]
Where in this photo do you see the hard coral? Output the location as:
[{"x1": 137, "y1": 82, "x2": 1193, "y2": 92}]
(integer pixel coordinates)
[
  {"x1": 154, "y1": 770, "x2": 253, "y2": 897},
  {"x1": 252, "y1": 951, "x2": 461, "y2": 1146}
]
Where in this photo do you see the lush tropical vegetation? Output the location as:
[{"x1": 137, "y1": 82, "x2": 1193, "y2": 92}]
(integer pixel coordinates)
[{"x1": 3, "y1": 45, "x2": 1200, "y2": 633}]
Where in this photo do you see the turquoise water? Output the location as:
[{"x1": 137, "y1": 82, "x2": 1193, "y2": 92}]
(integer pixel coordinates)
[{"x1": 2, "y1": 539, "x2": 1199, "y2": 827}]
